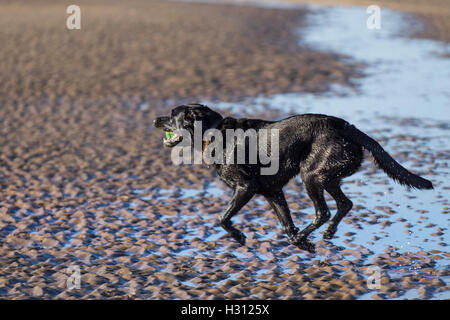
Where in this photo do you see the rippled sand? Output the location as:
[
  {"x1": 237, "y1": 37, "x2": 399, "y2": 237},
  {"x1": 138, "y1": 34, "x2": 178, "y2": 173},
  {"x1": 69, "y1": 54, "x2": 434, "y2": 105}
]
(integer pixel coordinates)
[{"x1": 0, "y1": 0, "x2": 448, "y2": 299}]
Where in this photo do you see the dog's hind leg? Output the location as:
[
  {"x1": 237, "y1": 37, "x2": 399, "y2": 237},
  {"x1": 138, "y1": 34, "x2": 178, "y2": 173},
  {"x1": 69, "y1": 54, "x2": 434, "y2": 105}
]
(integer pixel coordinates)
[
  {"x1": 219, "y1": 184, "x2": 255, "y2": 245},
  {"x1": 264, "y1": 190, "x2": 299, "y2": 243},
  {"x1": 323, "y1": 181, "x2": 353, "y2": 239},
  {"x1": 293, "y1": 177, "x2": 330, "y2": 252}
]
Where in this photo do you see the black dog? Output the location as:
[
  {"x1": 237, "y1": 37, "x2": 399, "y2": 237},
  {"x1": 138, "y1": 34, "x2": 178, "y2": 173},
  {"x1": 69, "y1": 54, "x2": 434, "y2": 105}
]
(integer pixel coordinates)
[{"x1": 154, "y1": 104, "x2": 433, "y2": 252}]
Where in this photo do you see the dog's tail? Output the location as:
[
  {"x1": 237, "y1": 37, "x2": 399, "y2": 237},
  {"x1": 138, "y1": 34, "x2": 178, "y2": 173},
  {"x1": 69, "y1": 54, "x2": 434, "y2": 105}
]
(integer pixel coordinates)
[{"x1": 341, "y1": 124, "x2": 433, "y2": 190}]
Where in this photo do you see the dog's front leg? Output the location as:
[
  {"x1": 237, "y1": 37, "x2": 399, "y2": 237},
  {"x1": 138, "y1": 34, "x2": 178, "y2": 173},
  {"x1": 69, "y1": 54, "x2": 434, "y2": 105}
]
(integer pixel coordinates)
[
  {"x1": 264, "y1": 190, "x2": 299, "y2": 242},
  {"x1": 219, "y1": 184, "x2": 255, "y2": 245}
]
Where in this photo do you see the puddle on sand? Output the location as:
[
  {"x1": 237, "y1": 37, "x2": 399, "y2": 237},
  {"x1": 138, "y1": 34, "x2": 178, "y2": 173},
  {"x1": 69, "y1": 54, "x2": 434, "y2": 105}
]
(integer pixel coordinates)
[
  {"x1": 209, "y1": 4, "x2": 450, "y2": 122},
  {"x1": 193, "y1": 4, "x2": 449, "y2": 299},
  {"x1": 2, "y1": 2, "x2": 448, "y2": 300},
  {"x1": 120, "y1": 2, "x2": 449, "y2": 300},
  {"x1": 134, "y1": 182, "x2": 226, "y2": 205},
  {"x1": 154, "y1": 183, "x2": 225, "y2": 201}
]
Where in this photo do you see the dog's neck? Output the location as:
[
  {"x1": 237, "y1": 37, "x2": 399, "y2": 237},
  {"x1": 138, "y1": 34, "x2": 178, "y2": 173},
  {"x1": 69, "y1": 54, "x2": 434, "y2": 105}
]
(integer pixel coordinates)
[
  {"x1": 208, "y1": 117, "x2": 223, "y2": 131},
  {"x1": 201, "y1": 117, "x2": 224, "y2": 167}
]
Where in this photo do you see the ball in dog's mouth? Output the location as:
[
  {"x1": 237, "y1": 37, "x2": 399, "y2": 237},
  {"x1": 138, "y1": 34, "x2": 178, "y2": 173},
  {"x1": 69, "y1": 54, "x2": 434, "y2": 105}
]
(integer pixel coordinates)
[
  {"x1": 165, "y1": 131, "x2": 174, "y2": 140},
  {"x1": 163, "y1": 130, "x2": 182, "y2": 147}
]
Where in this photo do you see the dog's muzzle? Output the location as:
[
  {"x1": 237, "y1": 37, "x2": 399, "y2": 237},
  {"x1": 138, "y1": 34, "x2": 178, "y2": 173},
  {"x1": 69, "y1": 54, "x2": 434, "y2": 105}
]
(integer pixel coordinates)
[{"x1": 163, "y1": 132, "x2": 183, "y2": 147}]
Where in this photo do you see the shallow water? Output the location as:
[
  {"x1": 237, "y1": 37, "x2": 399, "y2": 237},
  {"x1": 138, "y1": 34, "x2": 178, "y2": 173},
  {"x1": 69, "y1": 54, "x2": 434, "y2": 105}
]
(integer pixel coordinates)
[
  {"x1": 192, "y1": 3, "x2": 449, "y2": 299},
  {"x1": 67, "y1": 2, "x2": 449, "y2": 300},
  {"x1": 2, "y1": 0, "x2": 448, "y2": 301}
]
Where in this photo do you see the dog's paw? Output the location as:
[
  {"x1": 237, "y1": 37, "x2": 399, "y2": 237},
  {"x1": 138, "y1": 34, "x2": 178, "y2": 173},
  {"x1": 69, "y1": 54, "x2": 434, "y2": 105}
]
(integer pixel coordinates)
[
  {"x1": 323, "y1": 226, "x2": 337, "y2": 240},
  {"x1": 297, "y1": 240, "x2": 316, "y2": 253},
  {"x1": 231, "y1": 230, "x2": 246, "y2": 245},
  {"x1": 291, "y1": 236, "x2": 315, "y2": 253}
]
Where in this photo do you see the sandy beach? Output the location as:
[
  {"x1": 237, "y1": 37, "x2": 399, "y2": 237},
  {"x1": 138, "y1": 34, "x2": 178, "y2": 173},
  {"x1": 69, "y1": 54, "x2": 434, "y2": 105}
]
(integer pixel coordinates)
[{"x1": 0, "y1": 0, "x2": 448, "y2": 299}]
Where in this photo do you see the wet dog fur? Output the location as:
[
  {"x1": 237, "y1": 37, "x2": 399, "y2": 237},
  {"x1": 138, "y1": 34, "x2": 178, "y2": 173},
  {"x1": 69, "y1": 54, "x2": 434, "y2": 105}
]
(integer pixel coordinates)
[{"x1": 154, "y1": 104, "x2": 433, "y2": 252}]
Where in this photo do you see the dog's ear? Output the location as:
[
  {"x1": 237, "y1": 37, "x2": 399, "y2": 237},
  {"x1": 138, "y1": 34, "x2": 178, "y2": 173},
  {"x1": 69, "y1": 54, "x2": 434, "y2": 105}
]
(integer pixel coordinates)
[
  {"x1": 184, "y1": 105, "x2": 223, "y2": 130},
  {"x1": 202, "y1": 110, "x2": 223, "y2": 130},
  {"x1": 185, "y1": 106, "x2": 209, "y2": 121},
  {"x1": 185, "y1": 108, "x2": 202, "y2": 122}
]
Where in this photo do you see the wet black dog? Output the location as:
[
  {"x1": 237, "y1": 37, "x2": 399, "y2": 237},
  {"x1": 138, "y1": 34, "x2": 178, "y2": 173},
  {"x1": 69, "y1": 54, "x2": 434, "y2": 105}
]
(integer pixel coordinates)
[{"x1": 154, "y1": 104, "x2": 433, "y2": 252}]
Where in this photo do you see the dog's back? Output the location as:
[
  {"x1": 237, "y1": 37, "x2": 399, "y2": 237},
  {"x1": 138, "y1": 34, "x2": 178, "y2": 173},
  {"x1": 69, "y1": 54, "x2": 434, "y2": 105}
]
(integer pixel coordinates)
[{"x1": 154, "y1": 105, "x2": 432, "y2": 251}]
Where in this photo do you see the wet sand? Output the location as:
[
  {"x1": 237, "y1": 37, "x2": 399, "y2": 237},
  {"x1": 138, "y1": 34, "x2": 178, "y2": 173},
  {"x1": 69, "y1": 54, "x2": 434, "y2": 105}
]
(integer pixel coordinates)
[
  {"x1": 225, "y1": 0, "x2": 450, "y2": 44},
  {"x1": 202, "y1": 2, "x2": 450, "y2": 299},
  {"x1": 0, "y1": 1, "x2": 448, "y2": 299},
  {"x1": 0, "y1": 0, "x2": 360, "y2": 102}
]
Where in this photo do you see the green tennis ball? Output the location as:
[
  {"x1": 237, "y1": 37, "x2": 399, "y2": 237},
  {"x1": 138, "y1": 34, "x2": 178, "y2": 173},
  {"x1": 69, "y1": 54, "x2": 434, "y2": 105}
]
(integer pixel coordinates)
[{"x1": 165, "y1": 131, "x2": 174, "y2": 140}]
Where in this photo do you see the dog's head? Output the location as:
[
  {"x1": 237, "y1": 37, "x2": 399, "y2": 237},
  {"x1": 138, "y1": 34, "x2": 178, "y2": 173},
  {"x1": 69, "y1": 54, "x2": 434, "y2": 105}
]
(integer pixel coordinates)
[{"x1": 153, "y1": 104, "x2": 223, "y2": 147}]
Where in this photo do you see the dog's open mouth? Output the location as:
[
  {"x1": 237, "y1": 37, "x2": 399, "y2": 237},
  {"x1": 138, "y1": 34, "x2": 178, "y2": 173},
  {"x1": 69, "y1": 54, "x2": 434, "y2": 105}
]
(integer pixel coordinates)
[{"x1": 163, "y1": 130, "x2": 183, "y2": 147}]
